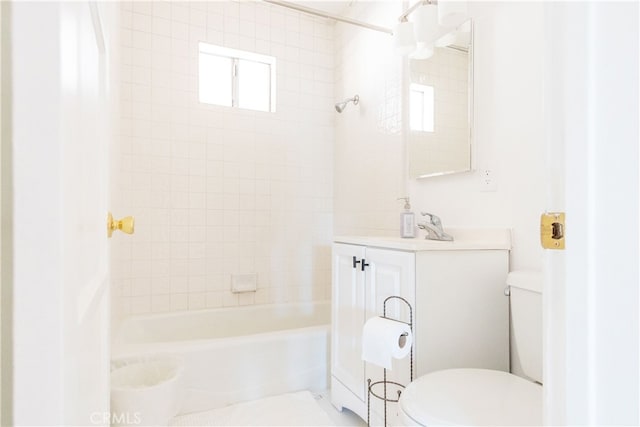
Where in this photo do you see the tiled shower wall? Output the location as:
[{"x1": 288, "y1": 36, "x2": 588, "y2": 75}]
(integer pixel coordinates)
[
  {"x1": 333, "y1": 2, "x2": 405, "y2": 237},
  {"x1": 112, "y1": 1, "x2": 334, "y2": 319}
]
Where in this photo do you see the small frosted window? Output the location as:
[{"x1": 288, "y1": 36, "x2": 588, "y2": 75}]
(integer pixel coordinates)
[
  {"x1": 410, "y1": 84, "x2": 434, "y2": 132},
  {"x1": 237, "y1": 59, "x2": 271, "y2": 112},
  {"x1": 199, "y1": 54, "x2": 232, "y2": 107},
  {"x1": 198, "y1": 42, "x2": 276, "y2": 112}
]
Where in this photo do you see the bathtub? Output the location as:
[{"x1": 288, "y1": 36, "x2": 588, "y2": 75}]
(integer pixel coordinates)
[{"x1": 112, "y1": 301, "x2": 331, "y2": 415}]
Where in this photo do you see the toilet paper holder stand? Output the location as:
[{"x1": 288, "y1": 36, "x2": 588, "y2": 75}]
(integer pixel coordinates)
[{"x1": 366, "y1": 295, "x2": 413, "y2": 427}]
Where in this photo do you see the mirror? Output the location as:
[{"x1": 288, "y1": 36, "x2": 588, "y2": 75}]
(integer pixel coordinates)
[{"x1": 407, "y1": 20, "x2": 473, "y2": 179}]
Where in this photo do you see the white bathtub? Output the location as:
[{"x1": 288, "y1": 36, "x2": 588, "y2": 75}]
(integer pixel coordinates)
[{"x1": 113, "y1": 301, "x2": 331, "y2": 415}]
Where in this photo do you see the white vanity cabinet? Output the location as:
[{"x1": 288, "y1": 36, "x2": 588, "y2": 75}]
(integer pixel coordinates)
[
  {"x1": 331, "y1": 244, "x2": 415, "y2": 405},
  {"x1": 330, "y1": 231, "x2": 511, "y2": 423}
]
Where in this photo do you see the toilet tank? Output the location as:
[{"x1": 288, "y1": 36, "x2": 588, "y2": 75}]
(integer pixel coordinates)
[{"x1": 508, "y1": 271, "x2": 543, "y2": 384}]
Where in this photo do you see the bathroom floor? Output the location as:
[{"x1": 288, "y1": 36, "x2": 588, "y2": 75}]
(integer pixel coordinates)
[{"x1": 170, "y1": 390, "x2": 365, "y2": 426}]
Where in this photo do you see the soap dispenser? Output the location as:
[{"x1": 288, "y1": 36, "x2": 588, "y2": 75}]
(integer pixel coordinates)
[{"x1": 397, "y1": 197, "x2": 416, "y2": 238}]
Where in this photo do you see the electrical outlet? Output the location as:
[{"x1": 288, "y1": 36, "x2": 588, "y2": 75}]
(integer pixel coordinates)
[{"x1": 480, "y1": 169, "x2": 497, "y2": 192}]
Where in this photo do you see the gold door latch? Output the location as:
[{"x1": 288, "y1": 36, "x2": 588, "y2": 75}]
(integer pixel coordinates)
[
  {"x1": 107, "y1": 212, "x2": 135, "y2": 238},
  {"x1": 540, "y1": 212, "x2": 565, "y2": 250}
]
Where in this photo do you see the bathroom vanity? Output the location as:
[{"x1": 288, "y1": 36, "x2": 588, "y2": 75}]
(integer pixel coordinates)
[{"x1": 330, "y1": 229, "x2": 511, "y2": 424}]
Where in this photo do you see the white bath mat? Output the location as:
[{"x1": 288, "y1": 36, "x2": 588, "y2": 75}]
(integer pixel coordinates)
[{"x1": 170, "y1": 390, "x2": 335, "y2": 426}]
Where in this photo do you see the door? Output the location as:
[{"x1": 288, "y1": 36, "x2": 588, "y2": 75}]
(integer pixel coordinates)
[
  {"x1": 8, "y1": 2, "x2": 115, "y2": 425},
  {"x1": 61, "y1": 3, "x2": 113, "y2": 424},
  {"x1": 332, "y1": 243, "x2": 367, "y2": 400},
  {"x1": 544, "y1": 2, "x2": 639, "y2": 425}
]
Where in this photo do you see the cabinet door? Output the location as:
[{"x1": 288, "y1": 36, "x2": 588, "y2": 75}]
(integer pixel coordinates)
[
  {"x1": 364, "y1": 248, "x2": 415, "y2": 423},
  {"x1": 364, "y1": 248, "x2": 415, "y2": 331},
  {"x1": 332, "y1": 243, "x2": 367, "y2": 401}
]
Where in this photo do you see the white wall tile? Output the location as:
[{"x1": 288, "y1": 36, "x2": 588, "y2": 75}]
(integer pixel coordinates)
[
  {"x1": 132, "y1": 30, "x2": 152, "y2": 49},
  {"x1": 152, "y1": 295, "x2": 172, "y2": 312},
  {"x1": 222, "y1": 292, "x2": 239, "y2": 307},
  {"x1": 171, "y1": 21, "x2": 189, "y2": 40},
  {"x1": 170, "y1": 293, "x2": 188, "y2": 311},
  {"x1": 171, "y1": 4, "x2": 189, "y2": 23},
  {"x1": 189, "y1": 9, "x2": 207, "y2": 28},
  {"x1": 132, "y1": 13, "x2": 152, "y2": 33},
  {"x1": 121, "y1": 9, "x2": 133, "y2": 29},
  {"x1": 189, "y1": 27, "x2": 206, "y2": 45},
  {"x1": 207, "y1": 12, "x2": 223, "y2": 30},
  {"x1": 132, "y1": 2, "x2": 152, "y2": 16},
  {"x1": 113, "y1": 0, "x2": 333, "y2": 319},
  {"x1": 130, "y1": 296, "x2": 151, "y2": 315},
  {"x1": 205, "y1": 292, "x2": 223, "y2": 308},
  {"x1": 153, "y1": 2, "x2": 171, "y2": 19},
  {"x1": 152, "y1": 17, "x2": 171, "y2": 36},
  {"x1": 120, "y1": 29, "x2": 133, "y2": 47},
  {"x1": 188, "y1": 293, "x2": 207, "y2": 310}
]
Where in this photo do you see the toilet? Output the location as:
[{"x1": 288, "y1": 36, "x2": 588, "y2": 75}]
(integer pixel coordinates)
[{"x1": 398, "y1": 271, "x2": 543, "y2": 426}]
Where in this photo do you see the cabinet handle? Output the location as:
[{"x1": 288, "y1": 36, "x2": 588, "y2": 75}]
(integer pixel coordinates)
[
  {"x1": 361, "y1": 259, "x2": 370, "y2": 271},
  {"x1": 352, "y1": 256, "x2": 361, "y2": 269}
]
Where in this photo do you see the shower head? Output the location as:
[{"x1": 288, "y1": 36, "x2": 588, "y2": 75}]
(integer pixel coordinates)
[{"x1": 335, "y1": 95, "x2": 360, "y2": 113}]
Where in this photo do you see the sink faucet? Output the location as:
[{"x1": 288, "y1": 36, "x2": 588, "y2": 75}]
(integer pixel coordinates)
[{"x1": 418, "y1": 212, "x2": 454, "y2": 241}]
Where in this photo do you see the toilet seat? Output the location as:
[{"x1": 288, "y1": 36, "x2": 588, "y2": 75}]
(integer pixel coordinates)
[{"x1": 399, "y1": 368, "x2": 542, "y2": 426}]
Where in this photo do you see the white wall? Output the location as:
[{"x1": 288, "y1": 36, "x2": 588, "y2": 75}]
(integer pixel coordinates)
[
  {"x1": 112, "y1": 1, "x2": 334, "y2": 319},
  {"x1": 408, "y1": 2, "x2": 545, "y2": 271},
  {"x1": 8, "y1": 3, "x2": 64, "y2": 422},
  {"x1": 334, "y1": 1, "x2": 405, "y2": 237},
  {"x1": 335, "y1": 2, "x2": 546, "y2": 272}
]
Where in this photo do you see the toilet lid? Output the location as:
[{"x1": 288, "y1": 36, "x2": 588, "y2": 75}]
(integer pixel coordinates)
[{"x1": 399, "y1": 369, "x2": 542, "y2": 426}]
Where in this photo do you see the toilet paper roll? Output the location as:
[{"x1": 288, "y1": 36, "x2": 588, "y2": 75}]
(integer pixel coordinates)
[{"x1": 361, "y1": 316, "x2": 413, "y2": 370}]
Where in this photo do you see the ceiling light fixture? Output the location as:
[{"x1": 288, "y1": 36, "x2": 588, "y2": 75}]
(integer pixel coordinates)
[{"x1": 393, "y1": 0, "x2": 469, "y2": 58}]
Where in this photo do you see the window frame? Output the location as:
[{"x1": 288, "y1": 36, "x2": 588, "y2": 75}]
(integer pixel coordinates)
[{"x1": 198, "y1": 42, "x2": 277, "y2": 112}]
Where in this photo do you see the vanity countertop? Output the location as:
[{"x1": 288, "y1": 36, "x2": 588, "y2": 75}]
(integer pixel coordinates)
[{"x1": 334, "y1": 228, "x2": 512, "y2": 251}]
